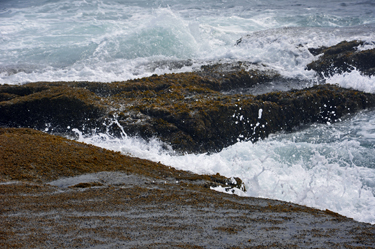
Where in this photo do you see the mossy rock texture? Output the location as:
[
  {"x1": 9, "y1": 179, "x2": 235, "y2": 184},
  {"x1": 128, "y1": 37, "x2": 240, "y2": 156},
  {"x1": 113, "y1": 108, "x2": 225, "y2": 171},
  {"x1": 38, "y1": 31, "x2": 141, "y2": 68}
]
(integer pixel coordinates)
[
  {"x1": 0, "y1": 84, "x2": 106, "y2": 131},
  {"x1": 1, "y1": 63, "x2": 375, "y2": 153},
  {"x1": 307, "y1": 40, "x2": 375, "y2": 77},
  {"x1": 0, "y1": 127, "x2": 242, "y2": 189}
]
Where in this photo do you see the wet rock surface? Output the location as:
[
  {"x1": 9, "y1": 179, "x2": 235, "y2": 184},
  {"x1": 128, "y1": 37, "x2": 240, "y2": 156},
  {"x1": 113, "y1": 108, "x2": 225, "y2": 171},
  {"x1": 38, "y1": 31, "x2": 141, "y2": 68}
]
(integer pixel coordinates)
[
  {"x1": 2, "y1": 40, "x2": 375, "y2": 247},
  {"x1": 307, "y1": 40, "x2": 375, "y2": 77},
  {"x1": 1, "y1": 128, "x2": 375, "y2": 248},
  {"x1": 0, "y1": 128, "x2": 240, "y2": 189},
  {"x1": 1, "y1": 63, "x2": 375, "y2": 153}
]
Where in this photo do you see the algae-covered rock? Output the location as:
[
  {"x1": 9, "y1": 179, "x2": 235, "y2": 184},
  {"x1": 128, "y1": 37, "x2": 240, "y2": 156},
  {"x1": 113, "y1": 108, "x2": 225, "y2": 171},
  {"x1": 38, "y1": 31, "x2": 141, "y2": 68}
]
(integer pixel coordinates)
[
  {"x1": 195, "y1": 61, "x2": 281, "y2": 91},
  {"x1": 1, "y1": 65, "x2": 375, "y2": 153},
  {"x1": 0, "y1": 84, "x2": 106, "y2": 132},
  {"x1": 0, "y1": 127, "x2": 242, "y2": 190},
  {"x1": 307, "y1": 40, "x2": 375, "y2": 77}
]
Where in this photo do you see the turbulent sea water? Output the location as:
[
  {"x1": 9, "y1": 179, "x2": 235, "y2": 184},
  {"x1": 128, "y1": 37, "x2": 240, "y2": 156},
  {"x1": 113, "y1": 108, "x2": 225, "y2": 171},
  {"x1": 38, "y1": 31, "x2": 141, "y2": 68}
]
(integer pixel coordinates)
[{"x1": 1, "y1": 0, "x2": 375, "y2": 224}]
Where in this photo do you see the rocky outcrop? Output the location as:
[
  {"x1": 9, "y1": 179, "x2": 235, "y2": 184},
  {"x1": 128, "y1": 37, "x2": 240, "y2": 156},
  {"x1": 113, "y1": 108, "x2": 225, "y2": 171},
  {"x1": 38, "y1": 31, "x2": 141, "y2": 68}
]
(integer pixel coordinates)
[
  {"x1": 0, "y1": 85, "x2": 106, "y2": 132},
  {"x1": 1, "y1": 66, "x2": 375, "y2": 153},
  {"x1": 307, "y1": 40, "x2": 375, "y2": 77}
]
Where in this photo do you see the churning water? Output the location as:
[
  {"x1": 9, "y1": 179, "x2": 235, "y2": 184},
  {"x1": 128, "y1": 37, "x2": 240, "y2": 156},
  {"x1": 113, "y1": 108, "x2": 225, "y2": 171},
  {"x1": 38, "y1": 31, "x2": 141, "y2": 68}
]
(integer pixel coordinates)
[{"x1": 1, "y1": 0, "x2": 375, "y2": 223}]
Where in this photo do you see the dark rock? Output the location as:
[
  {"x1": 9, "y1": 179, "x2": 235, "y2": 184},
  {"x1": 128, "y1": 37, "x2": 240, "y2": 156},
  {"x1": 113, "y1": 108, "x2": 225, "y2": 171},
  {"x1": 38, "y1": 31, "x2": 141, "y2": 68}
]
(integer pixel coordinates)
[
  {"x1": 0, "y1": 84, "x2": 106, "y2": 132},
  {"x1": 307, "y1": 40, "x2": 375, "y2": 77},
  {"x1": 307, "y1": 46, "x2": 328, "y2": 56},
  {"x1": 1, "y1": 67, "x2": 375, "y2": 154},
  {"x1": 196, "y1": 61, "x2": 281, "y2": 91},
  {"x1": 69, "y1": 182, "x2": 104, "y2": 188}
]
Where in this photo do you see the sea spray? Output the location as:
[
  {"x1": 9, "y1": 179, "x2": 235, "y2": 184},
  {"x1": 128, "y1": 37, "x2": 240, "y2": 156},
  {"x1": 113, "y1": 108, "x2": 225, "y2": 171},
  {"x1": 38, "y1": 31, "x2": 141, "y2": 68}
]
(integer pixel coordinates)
[
  {"x1": 2, "y1": 0, "x2": 375, "y2": 224},
  {"x1": 2, "y1": 1, "x2": 375, "y2": 84},
  {"x1": 327, "y1": 70, "x2": 375, "y2": 93},
  {"x1": 72, "y1": 109, "x2": 375, "y2": 224}
]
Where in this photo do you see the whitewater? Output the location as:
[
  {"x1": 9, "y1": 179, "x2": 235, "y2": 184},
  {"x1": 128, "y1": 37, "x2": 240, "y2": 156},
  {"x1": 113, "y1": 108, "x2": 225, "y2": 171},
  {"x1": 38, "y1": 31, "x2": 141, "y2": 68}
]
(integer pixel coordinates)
[{"x1": 1, "y1": 0, "x2": 375, "y2": 224}]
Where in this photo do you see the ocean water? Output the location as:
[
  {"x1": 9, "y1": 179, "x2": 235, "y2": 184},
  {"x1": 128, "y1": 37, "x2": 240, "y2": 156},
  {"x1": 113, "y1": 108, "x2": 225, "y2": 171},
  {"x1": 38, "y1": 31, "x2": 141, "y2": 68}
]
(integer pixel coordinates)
[{"x1": 1, "y1": 0, "x2": 375, "y2": 224}]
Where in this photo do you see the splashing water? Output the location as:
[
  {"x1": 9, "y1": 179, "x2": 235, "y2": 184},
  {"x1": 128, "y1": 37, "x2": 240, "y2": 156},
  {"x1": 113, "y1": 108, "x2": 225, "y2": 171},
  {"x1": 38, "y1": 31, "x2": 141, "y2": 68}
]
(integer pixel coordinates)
[
  {"x1": 1, "y1": 0, "x2": 375, "y2": 84},
  {"x1": 2, "y1": 0, "x2": 375, "y2": 224},
  {"x1": 73, "y1": 109, "x2": 375, "y2": 224}
]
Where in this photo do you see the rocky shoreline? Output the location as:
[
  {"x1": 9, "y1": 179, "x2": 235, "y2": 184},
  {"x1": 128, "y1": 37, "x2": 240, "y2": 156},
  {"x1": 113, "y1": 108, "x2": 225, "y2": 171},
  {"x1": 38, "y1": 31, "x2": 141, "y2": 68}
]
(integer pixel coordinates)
[
  {"x1": 1, "y1": 41, "x2": 375, "y2": 153},
  {"x1": 1, "y1": 40, "x2": 375, "y2": 247},
  {"x1": 1, "y1": 128, "x2": 375, "y2": 248}
]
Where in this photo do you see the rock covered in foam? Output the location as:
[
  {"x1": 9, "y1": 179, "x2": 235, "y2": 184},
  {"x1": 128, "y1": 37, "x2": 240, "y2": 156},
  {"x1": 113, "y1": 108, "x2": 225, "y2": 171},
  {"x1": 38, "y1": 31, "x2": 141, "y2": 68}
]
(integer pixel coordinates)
[{"x1": 307, "y1": 40, "x2": 375, "y2": 77}]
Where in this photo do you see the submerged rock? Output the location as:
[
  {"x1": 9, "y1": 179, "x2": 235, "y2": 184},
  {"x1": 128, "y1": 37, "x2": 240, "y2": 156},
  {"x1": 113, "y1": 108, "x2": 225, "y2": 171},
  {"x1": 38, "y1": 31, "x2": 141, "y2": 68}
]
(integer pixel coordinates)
[
  {"x1": 1, "y1": 67, "x2": 375, "y2": 153},
  {"x1": 307, "y1": 40, "x2": 375, "y2": 77}
]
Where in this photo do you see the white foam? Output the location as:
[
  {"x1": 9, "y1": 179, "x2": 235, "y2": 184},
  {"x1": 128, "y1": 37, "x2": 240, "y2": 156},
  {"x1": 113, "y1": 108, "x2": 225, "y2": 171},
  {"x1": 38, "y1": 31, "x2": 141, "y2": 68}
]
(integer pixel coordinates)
[
  {"x1": 326, "y1": 70, "x2": 375, "y2": 94},
  {"x1": 72, "y1": 110, "x2": 375, "y2": 224},
  {"x1": 2, "y1": 1, "x2": 375, "y2": 85}
]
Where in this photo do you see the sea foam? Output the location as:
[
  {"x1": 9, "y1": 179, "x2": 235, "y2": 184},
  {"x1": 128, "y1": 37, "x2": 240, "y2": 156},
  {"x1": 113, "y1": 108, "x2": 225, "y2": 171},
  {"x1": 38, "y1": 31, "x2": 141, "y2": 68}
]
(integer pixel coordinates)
[
  {"x1": 74, "y1": 109, "x2": 375, "y2": 224},
  {"x1": 2, "y1": 0, "x2": 375, "y2": 224}
]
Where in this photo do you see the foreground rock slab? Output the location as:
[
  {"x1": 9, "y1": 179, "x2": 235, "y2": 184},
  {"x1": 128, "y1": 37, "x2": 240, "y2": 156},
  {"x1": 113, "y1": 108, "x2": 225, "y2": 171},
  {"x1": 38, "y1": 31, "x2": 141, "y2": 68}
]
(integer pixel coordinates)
[
  {"x1": 0, "y1": 128, "x2": 239, "y2": 188},
  {"x1": 1, "y1": 128, "x2": 375, "y2": 248}
]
